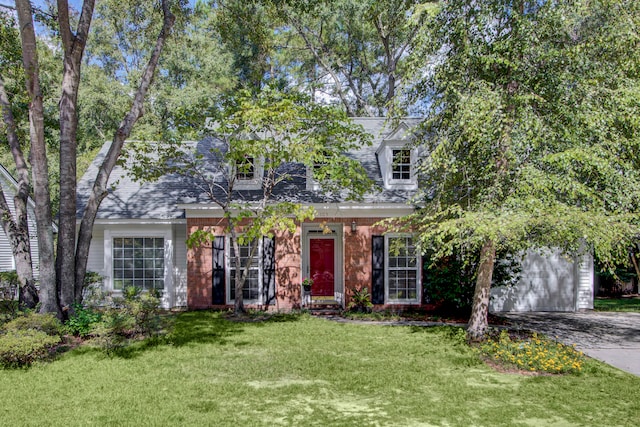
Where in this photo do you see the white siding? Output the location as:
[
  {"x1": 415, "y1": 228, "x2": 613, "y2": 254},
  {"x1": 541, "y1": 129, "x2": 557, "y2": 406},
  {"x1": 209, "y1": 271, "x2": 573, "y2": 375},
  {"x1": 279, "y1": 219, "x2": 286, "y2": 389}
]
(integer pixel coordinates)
[
  {"x1": 173, "y1": 224, "x2": 188, "y2": 308},
  {"x1": 0, "y1": 229, "x2": 14, "y2": 271},
  {"x1": 0, "y1": 171, "x2": 40, "y2": 276},
  {"x1": 90, "y1": 222, "x2": 186, "y2": 309},
  {"x1": 575, "y1": 253, "x2": 594, "y2": 310},
  {"x1": 86, "y1": 227, "x2": 105, "y2": 276},
  {"x1": 490, "y1": 250, "x2": 594, "y2": 312}
]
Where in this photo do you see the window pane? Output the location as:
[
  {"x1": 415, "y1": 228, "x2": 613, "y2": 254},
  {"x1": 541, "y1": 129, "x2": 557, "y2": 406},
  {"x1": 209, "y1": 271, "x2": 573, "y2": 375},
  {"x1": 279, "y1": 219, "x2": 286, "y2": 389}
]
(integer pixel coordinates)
[
  {"x1": 391, "y1": 149, "x2": 411, "y2": 181},
  {"x1": 113, "y1": 237, "x2": 164, "y2": 291},
  {"x1": 229, "y1": 239, "x2": 260, "y2": 302},
  {"x1": 387, "y1": 237, "x2": 418, "y2": 302}
]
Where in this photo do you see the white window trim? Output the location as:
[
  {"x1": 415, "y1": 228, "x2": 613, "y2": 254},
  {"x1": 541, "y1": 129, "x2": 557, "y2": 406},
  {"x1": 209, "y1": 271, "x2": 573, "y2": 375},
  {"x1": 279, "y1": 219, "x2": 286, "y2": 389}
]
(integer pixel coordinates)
[
  {"x1": 384, "y1": 233, "x2": 421, "y2": 304},
  {"x1": 386, "y1": 144, "x2": 417, "y2": 189},
  {"x1": 305, "y1": 164, "x2": 321, "y2": 191},
  {"x1": 230, "y1": 156, "x2": 264, "y2": 190},
  {"x1": 104, "y1": 228, "x2": 174, "y2": 307},
  {"x1": 225, "y1": 235, "x2": 263, "y2": 305}
]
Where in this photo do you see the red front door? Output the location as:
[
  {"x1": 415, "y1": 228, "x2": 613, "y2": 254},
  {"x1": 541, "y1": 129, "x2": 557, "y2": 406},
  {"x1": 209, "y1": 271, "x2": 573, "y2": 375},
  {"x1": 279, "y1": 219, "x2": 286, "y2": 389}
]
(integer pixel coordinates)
[{"x1": 309, "y1": 238, "x2": 335, "y2": 296}]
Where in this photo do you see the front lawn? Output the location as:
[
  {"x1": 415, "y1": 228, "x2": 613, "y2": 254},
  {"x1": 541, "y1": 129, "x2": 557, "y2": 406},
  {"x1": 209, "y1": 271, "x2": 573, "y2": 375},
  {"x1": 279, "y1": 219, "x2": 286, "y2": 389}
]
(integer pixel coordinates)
[
  {"x1": 1, "y1": 311, "x2": 638, "y2": 426},
  {"x1": 594, "y1": 296, "x2": 640, "y2": 312}
]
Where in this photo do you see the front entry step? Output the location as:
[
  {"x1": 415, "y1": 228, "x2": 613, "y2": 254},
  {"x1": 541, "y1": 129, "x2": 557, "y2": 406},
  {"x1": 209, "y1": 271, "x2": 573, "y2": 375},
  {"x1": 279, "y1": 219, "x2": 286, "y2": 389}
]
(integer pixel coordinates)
[{"x1": 308, "y1": 299, "x2": 342, "y2": 316}]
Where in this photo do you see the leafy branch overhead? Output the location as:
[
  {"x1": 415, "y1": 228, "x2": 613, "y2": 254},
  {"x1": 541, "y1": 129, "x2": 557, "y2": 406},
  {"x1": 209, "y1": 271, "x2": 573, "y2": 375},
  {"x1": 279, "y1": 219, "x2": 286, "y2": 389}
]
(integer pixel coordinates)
[
  {"x1": 125, "y1": 89, "x2": 374, "y2": 314},
  {"x1": 398, "y1": 0, "x2": 640, "y2": 340}
]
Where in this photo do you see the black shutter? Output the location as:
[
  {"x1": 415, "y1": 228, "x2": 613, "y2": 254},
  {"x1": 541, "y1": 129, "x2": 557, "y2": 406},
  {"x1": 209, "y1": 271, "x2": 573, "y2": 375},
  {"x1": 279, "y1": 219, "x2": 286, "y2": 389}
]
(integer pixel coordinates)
[
  {"x1": 421, "y1": 255, "x2": 430, "y2": 304},
  {"x1": 372, "y1": 235, "x2": 385, "y2": 304},
  {"x1": 262, "y1": 236, "x2": 276, "y2": 306},
  {"x1": 212, "y1": 236, "x2": 225, "y2": 305}
]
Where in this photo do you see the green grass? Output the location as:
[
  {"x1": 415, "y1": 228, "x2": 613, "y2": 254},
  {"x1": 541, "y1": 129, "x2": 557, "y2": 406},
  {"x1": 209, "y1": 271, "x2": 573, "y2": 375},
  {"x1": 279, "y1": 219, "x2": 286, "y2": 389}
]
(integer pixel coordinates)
[
  {"x1": 594, "y1": 297, "x2": 640, "y2": 312},
  {"x1": 1, "y1": 311, "x2": 639, "y2": 426}
]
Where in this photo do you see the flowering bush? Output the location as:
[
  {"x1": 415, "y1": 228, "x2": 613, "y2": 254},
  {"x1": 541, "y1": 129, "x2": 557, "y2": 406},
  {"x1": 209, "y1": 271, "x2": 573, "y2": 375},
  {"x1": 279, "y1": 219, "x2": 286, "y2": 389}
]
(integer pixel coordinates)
[{"x1": 480, "y1": 330, "x2": 585, "y2": 374}]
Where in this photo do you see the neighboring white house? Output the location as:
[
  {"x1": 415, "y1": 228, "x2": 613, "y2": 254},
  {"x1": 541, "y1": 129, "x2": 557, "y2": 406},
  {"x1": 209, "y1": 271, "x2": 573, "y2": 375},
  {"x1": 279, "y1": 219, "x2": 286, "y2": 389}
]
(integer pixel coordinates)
[
  {"x1": 0, "y1": 164, "x2": 48, "y2": 276},
  {"x1": 77, "y1": 118, "x2": 595, "y2": 312}
]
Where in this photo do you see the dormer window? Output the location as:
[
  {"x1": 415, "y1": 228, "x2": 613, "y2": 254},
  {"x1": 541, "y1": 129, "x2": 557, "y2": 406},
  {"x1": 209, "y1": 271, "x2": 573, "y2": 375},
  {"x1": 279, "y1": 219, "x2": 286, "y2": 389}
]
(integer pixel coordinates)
[
  {"x1": 375, "y1": 121, "x2": 418, "y2": 190},
  {"x1": 235, "y1": 156, "x2": 255, "y2": 181},
  {"x1": 391, "y1": 149, "x2": 411, "y2": 181},
  {"x1": 306, "y1": 150, "x2": 332, "y2": 191},
  {"x1": 232, "y1": 154, "x2": 263, "y2": 190}
]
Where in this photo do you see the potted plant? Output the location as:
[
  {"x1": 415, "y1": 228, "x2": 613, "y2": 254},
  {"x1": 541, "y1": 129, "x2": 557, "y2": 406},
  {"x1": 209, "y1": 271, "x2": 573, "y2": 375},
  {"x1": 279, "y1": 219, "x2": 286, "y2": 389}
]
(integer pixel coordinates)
[{"x1": 302, "y1": 277, "x2": 313, "y2": 293}]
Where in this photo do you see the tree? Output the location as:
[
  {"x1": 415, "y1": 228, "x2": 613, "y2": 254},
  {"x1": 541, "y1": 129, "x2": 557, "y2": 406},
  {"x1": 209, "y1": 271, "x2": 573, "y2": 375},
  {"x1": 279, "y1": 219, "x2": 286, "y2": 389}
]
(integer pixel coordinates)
[
  {"x1": 128, "y1": 89, "x2": 373, "y2": 313},
  {"x1": 5, "y1": 0, "x2": 177, "y2": 317},
  {"x1": 0, "y1": 11, "x2": 38, "y2": 308},
  {"x1": 272, "y1": 0, "x2": 436, "y2": 116},
  {"x1": 402, "y1": 0, "x2": 640, "y2": 340},
  {"x1": 209, "y1": 0, "x2": 436, "y2": 115},
  {"x1": 212, "y1": 0, "x2": 277, "y2": 91}
]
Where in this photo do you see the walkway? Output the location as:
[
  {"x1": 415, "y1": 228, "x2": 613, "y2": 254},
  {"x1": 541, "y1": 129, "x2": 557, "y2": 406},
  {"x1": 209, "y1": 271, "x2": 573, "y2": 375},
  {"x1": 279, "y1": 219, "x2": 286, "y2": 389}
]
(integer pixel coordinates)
[{"x1": 500, "y1": 311, "x2": 640, "y2": 376}]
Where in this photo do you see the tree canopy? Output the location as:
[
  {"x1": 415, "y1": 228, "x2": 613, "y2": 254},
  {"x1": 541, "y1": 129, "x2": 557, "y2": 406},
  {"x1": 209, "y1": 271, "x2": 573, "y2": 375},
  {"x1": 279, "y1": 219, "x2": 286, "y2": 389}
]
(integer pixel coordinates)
[
  {"x1": 128, "y1": 89, "x2": 374, "y2": 313},
  {"x1": 400, "y1": 0, "x2": 640, "y2": 339}
]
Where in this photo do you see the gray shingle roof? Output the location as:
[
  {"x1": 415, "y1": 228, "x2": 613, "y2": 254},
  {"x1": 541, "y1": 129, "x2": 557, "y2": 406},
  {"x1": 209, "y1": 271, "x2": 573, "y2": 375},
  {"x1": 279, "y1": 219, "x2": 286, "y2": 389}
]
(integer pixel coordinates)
[{"x1": 76, "y1": 118, "x2": 421, "y2": 220}]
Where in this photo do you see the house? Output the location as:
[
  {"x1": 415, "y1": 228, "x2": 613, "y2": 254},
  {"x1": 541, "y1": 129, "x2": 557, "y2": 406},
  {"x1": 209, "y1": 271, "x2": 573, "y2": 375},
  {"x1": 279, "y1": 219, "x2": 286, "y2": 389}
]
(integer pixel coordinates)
[
  {"x1": 0, "y1": 164, "x2": 45, "y2": 272},
  {"x1": 77, "y1": 118, "x2": 593, "y2": 312},
  {"x1": 0, "y1": 164, "x2": 56, "y2": 298}
]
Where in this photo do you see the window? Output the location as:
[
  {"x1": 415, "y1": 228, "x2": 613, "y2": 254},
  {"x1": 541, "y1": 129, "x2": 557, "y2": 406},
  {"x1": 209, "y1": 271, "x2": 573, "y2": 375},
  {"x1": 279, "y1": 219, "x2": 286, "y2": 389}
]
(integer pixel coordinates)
[
  {"x1": 232, "y1": 155, "x2": 263, "y2": 189},
  {"x1": 391, "y1": 149, "x2": 412, "y2": 181},
  {"x1": 235, "y1": 156, "x2": 255, "y2": 180},
  {"x1": 386, "y1": 235, "x2": 419, "y2": 303},
  {"x1": 228, "y1": 239, "x2": 261, "y2": 302},
  {"x1": 112, "y1": 237, "x2": 164, "y2": 291}
]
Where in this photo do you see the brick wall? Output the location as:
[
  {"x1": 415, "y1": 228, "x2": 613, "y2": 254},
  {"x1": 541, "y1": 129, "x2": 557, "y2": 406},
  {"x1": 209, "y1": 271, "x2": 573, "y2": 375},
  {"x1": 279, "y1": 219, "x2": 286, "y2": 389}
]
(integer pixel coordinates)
[{"x1": 186, "y1": 217, "x2": 395, "y2": 310}]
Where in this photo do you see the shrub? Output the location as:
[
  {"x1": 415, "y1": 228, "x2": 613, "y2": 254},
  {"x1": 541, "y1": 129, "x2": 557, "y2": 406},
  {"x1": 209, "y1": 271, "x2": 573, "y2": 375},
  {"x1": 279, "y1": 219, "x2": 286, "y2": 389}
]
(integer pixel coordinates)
[
  {"x1": 346, "y1": 287, "x2": 373, "y2": 313},
  {"x1": 0, "y1": 270, "x2": 18, "y2": 301},
  {"x1": 480, "y1": 330, "x2": 585, "y2": 374},
  {"x1": 91, "y1": 287, "x2": 162, "y2": 353},
  {"x1": 424, "y1": 250, "x2": 521, "y2": 312},
  {"x1": 91, "y1": 310, "x2": 135, "y2": 354},
  {"x1": 0, "y1": 329, "x2": 61, "y2": 368},
  {"x1": 3, "y1": 312, "x2": 63, "y2": 337},
  {"x1": 66, "y1": 304, "x2": 102, "y2": 337}
]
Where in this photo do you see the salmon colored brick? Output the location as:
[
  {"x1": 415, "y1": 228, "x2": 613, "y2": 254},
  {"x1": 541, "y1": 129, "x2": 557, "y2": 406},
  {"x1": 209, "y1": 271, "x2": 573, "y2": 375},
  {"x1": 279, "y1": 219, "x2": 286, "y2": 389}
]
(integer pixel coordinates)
[{"x1": 185, "y1": 216, "x2": 414, "y2": 311}]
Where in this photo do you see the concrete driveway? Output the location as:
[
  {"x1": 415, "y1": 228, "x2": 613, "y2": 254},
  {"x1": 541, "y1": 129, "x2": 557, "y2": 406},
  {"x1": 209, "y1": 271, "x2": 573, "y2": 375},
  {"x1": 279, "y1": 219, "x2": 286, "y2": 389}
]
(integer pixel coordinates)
[{"x1": 500, "y1": 311, "x2": 640, "y2": 376}]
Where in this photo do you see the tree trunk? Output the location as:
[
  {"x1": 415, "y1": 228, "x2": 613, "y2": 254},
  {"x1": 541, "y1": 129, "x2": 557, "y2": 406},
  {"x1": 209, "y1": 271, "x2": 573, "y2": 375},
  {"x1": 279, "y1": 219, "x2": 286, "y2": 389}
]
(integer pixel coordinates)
[
  {"x1": 74, "y1": 0, "x2": 175, "y2": 302},
  {"x1": 56, "y1": 0, "x2": 95, "y2": 315},
  {"x1": 15, "y1": 0, "x2": 59, "y2": 317},
  {"x1": 467, "y1": 240, "x2": 496, "y2": 341},
  {"x1": 230, "y1": 230, "x2": 246, "y2": 315},
  {"x1": 0, "y1": 77, "x2": 39, "y2": 308},
  {"x1": 631, "y1": 251, "x2": 640, "y2": 292},
  {"x1": 0, "y1": 190, "x2": 38, "y2": 308}
]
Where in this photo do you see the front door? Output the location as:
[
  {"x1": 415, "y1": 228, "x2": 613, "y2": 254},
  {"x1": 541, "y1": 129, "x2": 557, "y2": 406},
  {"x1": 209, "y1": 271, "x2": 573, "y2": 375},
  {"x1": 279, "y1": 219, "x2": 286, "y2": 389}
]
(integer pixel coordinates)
[{"x1": 309, "y1": 238, "x2": 335, "y2": 296}]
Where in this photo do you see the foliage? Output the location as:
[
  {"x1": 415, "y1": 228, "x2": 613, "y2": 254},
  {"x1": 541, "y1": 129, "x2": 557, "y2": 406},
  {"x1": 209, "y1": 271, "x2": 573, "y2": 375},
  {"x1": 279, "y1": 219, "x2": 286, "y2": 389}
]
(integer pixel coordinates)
[
  {"x1": 0, "y1": 329, "x2": 60, "y2": 368},
  {"x1": 208, "y1": 0, "x2": 438, "y2": 115},
  {"x1": 398, "y1": 0, "x2": 640, "y2": 338},
  {"x1": 0, "y1": 312, "x2": 62, "y2": 368},
  {"x1": 65, "y1": 303, "x2": 102, "y2": 337},
  {"x1": 301, "y1": 277, "x2": 313, "y2": 289},
  {"x1": 594, "y1": 297, "x2": 640, "y2": 313},
  {"x1": 90, "y1": 287, "x2": 162, "y2": 353},
  {"x1": 0, "y1": 271, "x2": 18, "y2": 301},
  {"x1": 2, "y1": 312, "x2": 638, "y2": 425},
  {"x1": 480, "y1": 330, "x2": 585, "y2": 374},
  {"x1": 126, "y1": 88, "x2": 373, "y2": 313},
  {"x1": 346, "y1": 287, "x2": 373, "y2": 313},
  {"x1": 2, "y1": 312, "x2": 63, "y2": 337},
  {"x1": 0, "y1": 301, "x2": 19, "y2": 325},
  {"x1": 424, "y1": 251, "x2": 521, "y2": 311}
]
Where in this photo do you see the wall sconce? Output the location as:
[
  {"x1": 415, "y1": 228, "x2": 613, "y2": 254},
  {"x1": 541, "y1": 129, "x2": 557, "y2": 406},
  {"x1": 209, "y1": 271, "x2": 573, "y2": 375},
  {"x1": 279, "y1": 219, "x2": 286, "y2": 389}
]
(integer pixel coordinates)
[{"x1": 351, "y1": 220, "x2": 357, "y2": 233}]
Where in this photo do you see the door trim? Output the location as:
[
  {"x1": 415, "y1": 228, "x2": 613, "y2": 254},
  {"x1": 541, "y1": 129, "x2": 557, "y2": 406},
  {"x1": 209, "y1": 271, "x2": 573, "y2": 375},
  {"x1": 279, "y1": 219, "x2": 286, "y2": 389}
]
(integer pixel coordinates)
[{"x1": 301, "y1": 223, "x2": 344, "y2": 304}]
